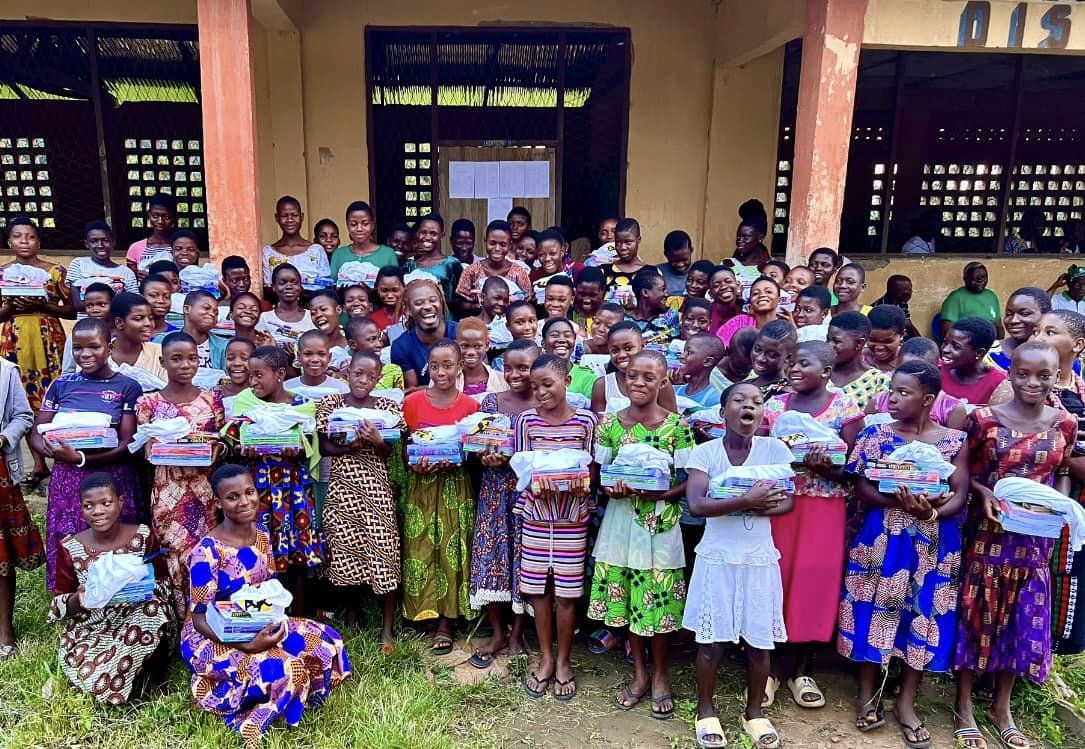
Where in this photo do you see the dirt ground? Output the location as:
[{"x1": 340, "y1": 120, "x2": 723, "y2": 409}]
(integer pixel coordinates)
[{"x1": 439, "y1": 634, "x2": 1055, "y2": 749}]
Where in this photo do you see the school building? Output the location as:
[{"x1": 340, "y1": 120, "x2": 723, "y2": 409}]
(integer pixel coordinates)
[{"x1": 2, "y1": 0, "x2": 1084, "y2": 332}]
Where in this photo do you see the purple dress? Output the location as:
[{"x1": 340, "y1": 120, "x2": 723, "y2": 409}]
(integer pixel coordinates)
[
  {"x1": 952, "y1": 406, "x2": 1076, "y2": 682},
  {"x1": 468, "y1": 393, "x2": 524, "y2": 612}
]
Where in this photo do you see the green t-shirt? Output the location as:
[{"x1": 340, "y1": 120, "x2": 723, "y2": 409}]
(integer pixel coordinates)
[
  {"x1": 329, "y1": 243, "x2": 399, "y2": 280},
  {"x1": 939, "y1": 287, "x2": 1001, "y2": 325},
  {"x1": 569, "y1": 364, "x2": 597, "y2": 398}
]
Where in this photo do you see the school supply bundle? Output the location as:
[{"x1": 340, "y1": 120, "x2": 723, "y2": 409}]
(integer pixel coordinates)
[
  {"x1": 864, "y1": 441, "x2": 955, "y2": 496},
  {"x1": 327, "y1": 406, "x2": 402, "y2": 442},
  {"x1": 769, "y1": 411, "x2": 849, "y2": 465},
  {"x1": 261, "y1": 320, "x2": 304, "y2": 347},
  {"x1": 329, "y1": 345, "x2": 353, "y2": 371},
  {"x1": 708, "y1": 464, "x2": 796, "y2": 500},
  {"x1": 731, "y1": 262, "x2": 761, "y2": 302},
  {"x1": 370, "y1": 387, "x2": 405, "y2": 405},
  {"x1": 211, "y1": 318, "x2": 236, "y2": 338},
  {"x1": 994, "y1": 477, "x2": 1085, "y2": 547},
  {"x1": 336, "y1": 261, "x2": 380, "y2": 288},
  {"x1": 129, "y1": 415, "x2": 192, "y2": 452},
  {"x1": 73, "y1": 274, "x2": 126, "y2": 297},
  {"x1": 487, "y1": 317, "x2": 513, "y2": 348},
  {"x1": 237, "y1": 403, "x2": 314, "y2": 453},
  {"x1": 179, "y1": 263, "x2": 222, "y2": 298},
  {"x1": 206, "y1": 580, "x2": 292, "y2": 643},
  {"x1": 407, "y1": 425, "x2": 464, "y2": 465},
  {"x1": 193, "y1": 367, "x2": 227, "y2": 391},
  {"x1": 688, "y1": 405, "x2": 726, "y2": 439},
  {"x1": 459, "y1": 413, "x2": 514, "y2": 456},
  {"x1": 37, "y1": 412, "x2": 118, "y2": 450},
  {"x1": 109, "y1": 563, "x2": 157, "y2": 605},
  {"x1": 0, "y1": 263, "x2": 48, "y2": 297},
  {"x1": 584, "y1": 243, "x2": 616, "y2": 267},
  {"x1": 147, "y1": 440, "x2": 216, "y2": 467},
  {"x1": 665, "y1": 339, "x2": 685, "y2": 372},
  {"x1": 83, "y1": 553, "x2": 152, "y2": 609},
  {"x1": 510, "y1": 448, "x2": 593, "y2": 493},
  {"x1": 600, "y1": 443, "x2": 673, "y2": 492}
]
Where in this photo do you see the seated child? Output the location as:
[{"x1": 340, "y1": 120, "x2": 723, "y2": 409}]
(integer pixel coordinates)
[
  {"x1": 827, "y1": 311, "x2": 889, "y2": 409},
  {"x1": 49, "y1": 472, "x2": 173, "y2": 704},
  {"x1": 675, "y1": 333, "x2": 726, "y2": 411},
  {"x1": 182, "y1": 464, "x2": 351, "y2": 741}
]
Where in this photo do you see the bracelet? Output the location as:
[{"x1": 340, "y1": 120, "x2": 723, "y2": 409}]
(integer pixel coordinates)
[
  {"x1": 925, "y1": 507, "x2": 938, "y2": 522},
  {"x1": 75, "y1": 451, "x2": 87, "y2": 468}
]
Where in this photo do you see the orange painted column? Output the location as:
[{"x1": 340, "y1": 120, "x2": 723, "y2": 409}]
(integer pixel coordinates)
[
  {"x1": 786, "y1": 0, "x2": 867, "y2": 265},
  {"x1": 197, "y1": 0, "x2": 263, "y2": 290}
]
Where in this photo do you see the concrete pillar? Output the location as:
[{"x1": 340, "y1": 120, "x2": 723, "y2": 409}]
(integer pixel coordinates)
[
  {"x1": 785, "y1": 0, "x2": 867, "y2": 265},
  {"x1": 197, "y1": 0, "x2": 263, "y2": 286}
]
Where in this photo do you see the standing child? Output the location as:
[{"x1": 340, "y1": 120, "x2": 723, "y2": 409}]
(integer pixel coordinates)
[
  {"x1": 182, "y1": 464, "x2": 350, "y2": 743},
  {"x1": 455, "y1": 220, "x2": 532, "y2": 317},
  {"x1": 261, "y1": 195, "x2": 330, "y2": 290},
  {"x1": 329, "y1": 200, "x2": 398, "y2": 280},
  {"x1": 518, "y1": 355, "x2": 598, "y2": 701},
  {"x1": 864, "y1": 304, "x2": 907, "y2": 374},
  {"x1": 313, "y1": 218, "x2": 340, "y2": 258},
  {"x1": 67, "y1": 221, "x2": 137, "y2": 310},
  {"x1": 258, "y1": 264, "x2": 316, "y2": 347},
  {"x1": 449, "y1": 218, "x2": 477, "y2": 264},
  {"x1": 125, "y1": 193, "x2": 176, "y2": 278},
  {"x1": 62, "y1": 282, "x2": 114, "y2": 375},
  {"x1": 110, "y1": 292, "x2": 167, "y2": 384},
  {"x1": 228, "y1": 292, "x2": 276, "y2": 349},
  {"x1": 456, "y1": 317, "x2": 507, "y2": 397},
  {"x1": 792, "y1": 285, "x2": 832, "y2": 342},
  {"x1": 468, "y1": 339, "x2": 541, "y2": 667},
  {"x1": 0, "y1": 357, "x2": 43, "y2": 656},
  {"x1": 591, "y1": 321, "x2": 678, "y2": 413},
  {"x1": 679, "y1": 298, "x2": 712, "y2": 341},
  {"x1": 401, "y1": 340, "x2": 479, "y2": 650},
  {"x1": 137, "y1": 332, "x2": 226, "y2": 618},
  {"x1": 307, "y1": 289, "x2": 348, "y2": 350},
  {"x1": 987, "y1": 287, "x2": 1051, "y2": 373},
  {"x1": 839, "y1": 361, "x2": 969, "y2": 744},
  {"x1": 541, "y1": 276, "x2": 576, "y2": 324},
  {"x1": 828, "y1": 311, "x2": 889, "y2": 409},
  {"x1": 340, "y1": 284, "x2": 371, "y2": 321},
  {"x1": 865, "y1": 337, "x2": 968, "y2": 429},
  {"x1": 684, "y1": 260, "x2": 715, "y2": 300},
  {"x1": 684, "y1": 381, "x2": 794, "y2": 749},
  {"x1": 407, "y1": 213, "x2": 462, "y2": 305},
  {"x1": 674, "y1": 333, "x2": 725, "y2": 411},
  {"x1": 763, "y1": 341, "x2": 864, "y2": 710},
  {"x1": 572, "y1": 266, "x2": 606, "y2": 334},
  {"x1": 541, "y1": 318, "x2": 597, "y2": 400},
  {"x1": 600, "y1": 218, "x2": 647, "y2": 296},
  {"x1": 215, "y1": 337, "x2": 254, "y2": 416},
  {"x1": 30, "y1": 318, "x2": 141, "y2": 590},
  {"x1": 229, "y1": 346, "x2": 325, "y2": 601},
  {"x1": 147, "y1": 260, "x2": 180, "y2": 293},
  {"x1": 747, "y1": 320, "x2": 797, "y2": 400},
  {"x1": 48, "y1": 472, "x2": 173, "y2": 703},
  {"x1": 491, "y1": 300, "x2": 539, "y2": 372},
  {"x1": 141, "y1": 273, "x2": 176, "y2": 339},
  {"x1": 707, "y1": 267, "x2": 742, "y2": 335},
  {"x1": 316, "y1": 351, "x2": 403, "y2": 644},
  {"x1": 345, "y1": 316, "x2": 404, "y2": 389},
  {"x1": 584, "y1": 303, "x2": 625, "y2": 356},
  {"x1": 953, "y1": 343, "x2": 1075, "y2": 749},
  {"x1": 591, "y1": 350, "x2": 694, "y2": 719},
  {"x1": 169, "y1": 229, "x2": 201, "y2": 271},
  {"x1": 657, "y1": 230, "x2": 693, "y2": 298},
  {"x1": 285, "y1": 330, "x2": 350, "y2": 401},
  {"x1": 370, "y1": 266, "x2": 406, "y2": 332},
  {"x1": 831, "y1": 263, "x2": 871, "y2": 315},
  {"x1": 478, "y1": 275, "x2": 510, "y2": 327},
  {"x1": 182, "y1": 290, "x2": 227, "y2": 370},
  {"x1": 939, "y1": 317, "x2": 1006, "y2": 406},
  {"x1": 507, "y1": 207, "x2": 533, "y2": 245}
]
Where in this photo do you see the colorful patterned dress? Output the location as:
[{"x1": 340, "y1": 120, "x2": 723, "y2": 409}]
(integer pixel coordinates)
[
  {"x1": 48, "y1": 525, "x2": 174, "y2": 704},
  {"x1": 136, "y1": 389, "x2": 225, "y2": 618},
  {"x1": 953, "y1": 406, "x2": 1076, "y2": 682},
  {"x1": 401, "y1": 390, "x2": 479, "y2": 621},
  {"x1": 833, "y1": 367, "x2": 890, "y2": 410},
  {"x1": 314, "y1": 394, "x2": 402, "y2": 592},
  {"x1": 469, "y1": 393, "x2": 525, "y2": 612},
  {"x1": 588, "y1": 412, "x2": 693, "y2": 636},
  {"x1": 513, "y1": 408, "x2": 598, "y2": 599},
  {"x1": 228, "y1": 391, "x2": 325, "y2": 572},
  {"x1": 838, "y1": 423, "x2": 966, "y2": 672},
  {"x1": 181, "y1": 528, "x2": 351, "y2": 744},
  {"x1": 0, "y1": 263, "x2": 69, "y2": 411},
  {"x1": 764, "y1": 391, "x2": 865, "y2": 642},
  {"x1": 1046, "y1": 378, "x2": 1085, "y2": 654}
]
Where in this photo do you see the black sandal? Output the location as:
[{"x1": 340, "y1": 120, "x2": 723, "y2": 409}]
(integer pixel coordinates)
[
  {"x1": 554, "y1": 676, "x2": 577, "y2": 702},
  {"x1": 856, "y1": 704, "x2": 885, "y2": 733},
  {"x1": 900, "y1": 721, "x2": 931, "y2": 749},
  {"x1": 524, "y1": 671, "x2": 551, "y2": 698},
  {"x1": 650, "y1": 693, "x2": 675, "y2": 720},
  {"x1": 430, "y1": 633, "x2": 453, "y2": 655}
]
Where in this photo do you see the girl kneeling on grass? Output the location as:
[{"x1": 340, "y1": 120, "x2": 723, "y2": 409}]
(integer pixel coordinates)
[
  {"x1": 182, "y1": 464, "x2": 351, "y2": 746},
  {"x1": 684, "y1": 381, "x2": 793, "y2": 749},
  {"x1": 517, "y1": 354, "x2": 598, "y2": 701},
  {"x1": 49, "y1": 472, "x2": 173, "y2": 704},
  {"x1": 315, "y1": 350, "x2": 404, "y2": 644}
]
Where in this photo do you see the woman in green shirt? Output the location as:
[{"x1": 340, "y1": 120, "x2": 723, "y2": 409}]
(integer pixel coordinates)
[{"x1": 329, "y1": 200, "x2": 400, "y2": 280}]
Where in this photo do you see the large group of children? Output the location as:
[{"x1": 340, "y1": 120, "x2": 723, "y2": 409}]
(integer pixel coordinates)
[{"x1": 1, "y1": 191, "x2": 1085, "y2": 749}]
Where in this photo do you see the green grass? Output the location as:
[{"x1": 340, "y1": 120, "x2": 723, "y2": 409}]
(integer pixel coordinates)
[{"x1": 0, "y1": 563, "x2": 521, "y2": 749}]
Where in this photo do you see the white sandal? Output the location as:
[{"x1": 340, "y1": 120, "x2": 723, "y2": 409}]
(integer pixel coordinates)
[
  {"x1": 742, "y1": 716, "x2": 781, "y2": 749},
  {"x1": 745, "y1": 674, "x2": 780, "y2": 708},
  {"x1": 695, "y1": 716, "x2": 727, "y2": 748},
  {"x1": 787, "y1": 675, "x2": 826, "y2": 708}
]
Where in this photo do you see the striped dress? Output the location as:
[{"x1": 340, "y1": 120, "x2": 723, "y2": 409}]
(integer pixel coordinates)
[{"x1": 513, "y1": 408, "x2": 598, "y2": 599}]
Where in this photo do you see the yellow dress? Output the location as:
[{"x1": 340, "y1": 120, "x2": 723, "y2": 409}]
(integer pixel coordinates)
[{"x1": 0, "y1": 264, "x2": 69, "y2": 410}]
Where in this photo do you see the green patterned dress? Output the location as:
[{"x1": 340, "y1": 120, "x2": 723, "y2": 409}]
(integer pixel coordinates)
[{"x1": 588, "y1": 412, "x2": 694, "y2": 636}]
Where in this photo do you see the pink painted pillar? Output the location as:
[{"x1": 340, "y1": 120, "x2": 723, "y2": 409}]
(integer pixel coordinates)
[
  {"x1": 197, "y1": 0, "x2": 263, "y2": 289},
  {"x1": 786, "y1": 0, "x2": 867, "y2": 265}
]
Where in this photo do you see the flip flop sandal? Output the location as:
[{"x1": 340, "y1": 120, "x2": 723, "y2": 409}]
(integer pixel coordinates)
[
  {"x1": 741, "y1": 716, "x2": 781, "y2": 749},
  {"x1": 954, "y1": 727, "x2": 989, "y2": 749},
  {"x1": 787, "y1": 675, "x2": 826, "y2": 708},
  {"x1": 614, "y1": 684, "x2": 648, "y2": 711},
  {"x1": 695, "y1": 716, "x2": 727, "y2": 749},
  {"x1": 856, "y1": 704, "x2": 885, "y2": 733},
  {"x1": 468, "y1": 650, "x2": 494, "y2": 669},
  {"x1": 745, "y1": 675, "x2": 780, "y2": 709},
  {"x1": 995, "y1": 726, "x2": 1030, "y2": 749},
  {"x1": 900, "y1": 721, "x2": 932, "y2": 749},
  {"x1": 587, "y1": 628, "x2": 619, "y2": 654},
  {"x1": 430, "y1": 635, "x2": 453, "y2": 656},
  {"x1": 524, "y1": 671, "x2": 552, "y2": 699},
  {"x1": 553, "y1": 676, "x2": 577, "y2": 702},
  {"x1": 0, "y1": 644, "x2": 15, "y2": 661},
  {"x1": 650, "y1": 693, "x2": 675, "y2": 720}
]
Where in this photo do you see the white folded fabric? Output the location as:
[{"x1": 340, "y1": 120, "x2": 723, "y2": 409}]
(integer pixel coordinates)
[
  {"x1": 329, "y1": 406, "x2": 400, "y2": 429},
  {"x1": 994, "y1": 476, "x2": 1085, "y2": 550},
  {"x1": 37, "y1": 411, "x2": 111, "y2": 433},
  {"x1": 509, "y1": 448, "x2": 593, "y2": 492},
  {"x1": 129, "y1": 416, "x2": 191, "y2": 452}
]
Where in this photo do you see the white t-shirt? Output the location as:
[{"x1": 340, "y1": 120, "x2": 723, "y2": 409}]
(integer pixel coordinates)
[
  {"x1": 256, "y1": 309, "x2": 316, "y2": 344},
  {"x1": 67, "y1": 257, "x2": 138, "y2": 297},
  {"x1": 1052, "y1": 291, "x2": 1085, "y2": 315},
  {"x1": 685, "y1": 435, "x2": 794, "y2": 566},
  {"x1": 262, "y1": 243, "x2": 331, "y2": 286},
  {"x1": 284, "y1": 376, "x2": 350, "y2": 402}
]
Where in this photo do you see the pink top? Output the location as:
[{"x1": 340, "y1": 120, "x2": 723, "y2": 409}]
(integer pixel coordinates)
[
  {"x1": 125, "y1": 238, "x2": 172, "y2": 268},
  {"x1": 871, "y1": 389, "x2": 964, "y2": 427},
  {"x1": 937, "y1": 361, "x2": 1006, "y2": 406},
  {"x1": 715, "y1": 314, "x2": 756, "y2": 346}
]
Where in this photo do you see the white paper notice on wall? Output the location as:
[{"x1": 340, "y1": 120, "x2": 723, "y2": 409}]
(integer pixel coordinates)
[
  {"x1": 499, "y1": 162, "x2": 526, "y2": 198},
  {"x1": 487, "y1": 197, "x2": 513, "y2": 224},
  {"x1": 448, "y1": 162, "x2": 475, "y2": 199},
  {"x1": 522, "y1": 161, "x2": 550, "y2": 198},
  {"x1": 473, "y1": 162, "x2": 501, "y2": 198}
]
